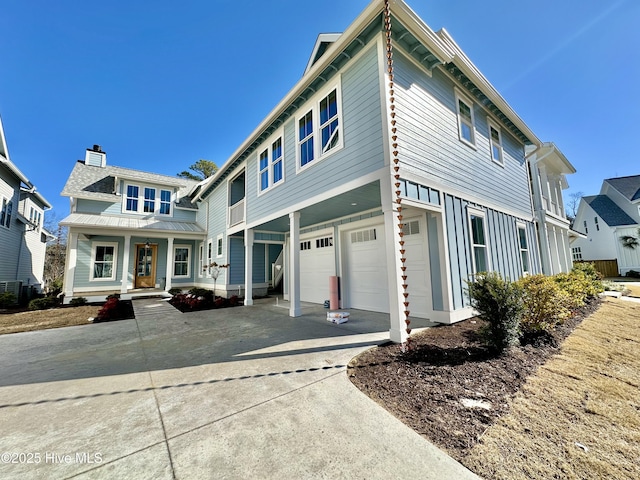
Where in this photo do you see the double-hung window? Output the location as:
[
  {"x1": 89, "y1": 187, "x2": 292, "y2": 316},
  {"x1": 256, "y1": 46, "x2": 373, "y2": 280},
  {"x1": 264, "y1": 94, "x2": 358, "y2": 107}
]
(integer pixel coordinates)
[
  {"x1": 125, "y1": 184, "x2": 172, "y2": 216},
  {"x1": 469, "y1": 211, "x2": 489, "y2": 274},
  {"x1": 126, "y1": 186, "x2": 139, "y2": 212},
  {"x1": 91, "y1": 242, "x2": 117, "y2": 281},
  {"x1": 488, "y1": 120, "x2": 503, "y2": 165},
  {"x1": 455, "y1": 90, "x2": 476, "y2": 147},
  {"x1": 144, "y1": 188, "x2": 156, "y2": 213},
  {"x1": 217, "y1": 235, "x2": 223, "y2": 257},
  {"x1": 0, "y1": 198, "x2": 13, "y2": 228},
  {"x1": 594, "y1": 217, "x2": 599, "y2": 231},
  {"x1": 206, "y1": 239, "x2": 213, "y2": 277},
  {"x1": 517, "y1": 225, "x2": 530, "y2": 274},
  {"x1": 297, "y1": 85, "x2": 342, "y2": 170},
  {"x1": 160, "y1": 190, "x2": 172, "y2": 215},
  {"x1": 29, "y1": 207, "x2": 42, "y2": 228},
  {"x1": 198, "y1": 242, "x2": 204, "y2": 278},
  {"x1": 173, "y1": 245, "x2": 190, "y2": 278},
  {"x1": 258, "y1": 135, "x2": 284, "y2": 193}
]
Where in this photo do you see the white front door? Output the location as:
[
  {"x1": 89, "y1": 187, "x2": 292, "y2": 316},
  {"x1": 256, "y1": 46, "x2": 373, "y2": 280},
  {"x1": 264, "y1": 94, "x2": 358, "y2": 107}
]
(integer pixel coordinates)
[{"x1": 402, "y1": 216, "x2": 432, "y2": 318}]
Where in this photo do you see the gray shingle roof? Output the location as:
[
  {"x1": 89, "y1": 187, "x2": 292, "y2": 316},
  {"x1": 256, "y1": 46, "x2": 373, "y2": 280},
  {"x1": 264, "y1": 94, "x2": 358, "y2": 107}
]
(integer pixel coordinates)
[
  {"x1": 604, "y1": 175, "x2": 640, "y2": 202},
  {"x1": 60, "y1": 213, "x2": 205, "y2": 234},
  {"x1": 61, "y1": 162, "x2": 199, "y2": 210},
  {"x1": 585, "y1": 195, "x2": 637, "y2": 227}
]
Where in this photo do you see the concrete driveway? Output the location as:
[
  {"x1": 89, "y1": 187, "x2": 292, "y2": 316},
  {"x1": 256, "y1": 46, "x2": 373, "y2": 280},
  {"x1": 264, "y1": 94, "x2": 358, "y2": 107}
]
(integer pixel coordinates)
[{"x1": 0, "y1": 298, "x2": 479, "y2": 479}]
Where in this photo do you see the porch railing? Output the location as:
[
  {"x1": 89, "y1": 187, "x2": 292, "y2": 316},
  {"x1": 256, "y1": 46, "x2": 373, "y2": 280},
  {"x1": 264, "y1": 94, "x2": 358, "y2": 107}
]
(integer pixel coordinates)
[{"x1": 229, "y1": 198, "x2": 245, "y2": 226}]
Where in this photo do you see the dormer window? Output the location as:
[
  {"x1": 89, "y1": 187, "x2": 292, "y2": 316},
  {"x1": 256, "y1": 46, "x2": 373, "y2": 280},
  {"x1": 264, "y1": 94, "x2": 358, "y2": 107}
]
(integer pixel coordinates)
[
  {"x1": 29, "y1": 207, "x2": 42, "y2": 229},
  {"x1": 124, "y1": 183, "x2": 172, "y2": 216}
]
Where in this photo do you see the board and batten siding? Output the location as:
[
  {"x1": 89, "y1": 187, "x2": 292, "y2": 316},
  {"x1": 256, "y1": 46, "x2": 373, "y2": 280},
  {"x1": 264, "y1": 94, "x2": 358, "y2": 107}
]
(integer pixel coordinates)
[
  {"x1": 393, "y1": 51, "x2": 532, "y2": 218},
  {"x1": 246, "y1": 43, "x2": 384, "y2": 223},
  {"x1": 444, "y1": 194, "x2": 541, "y2": 310},
  {"x1": 227, "y1": 237, "x2": 266, "y2": 285}
]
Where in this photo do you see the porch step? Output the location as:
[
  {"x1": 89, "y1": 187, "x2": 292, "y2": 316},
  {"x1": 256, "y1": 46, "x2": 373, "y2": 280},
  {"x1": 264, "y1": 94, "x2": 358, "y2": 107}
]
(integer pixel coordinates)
[{"x1": 132, "y1": 297, "x2": 181, "y2": 320}]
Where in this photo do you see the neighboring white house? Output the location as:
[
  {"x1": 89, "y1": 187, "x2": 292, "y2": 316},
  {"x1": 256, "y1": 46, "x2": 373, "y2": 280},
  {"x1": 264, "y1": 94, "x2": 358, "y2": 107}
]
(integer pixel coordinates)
[
  {"x1": 60, "y1": 0, "x2": 578, "y2": 343},
  {"x1": 0, "y1": 115, "x2": 52, "y2": 299},
  {"x1": 572, "y1": 175, "x2": 640, "y2": 275}
]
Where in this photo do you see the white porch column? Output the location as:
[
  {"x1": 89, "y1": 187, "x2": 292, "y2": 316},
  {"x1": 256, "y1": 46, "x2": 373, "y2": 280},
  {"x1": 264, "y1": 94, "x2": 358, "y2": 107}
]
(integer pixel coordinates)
[
  {"x1": 165, "y1": 237, "x2": 174, "y2": 291},
  {"x1": 289, "y1": 211, "x2": 301, "y2": 317},
  {"x1": 121, "y1": 234, "x2": 131, "y2": 293},
  {"x1": 244, "y1": 228, "x2": 254, "y2": 306},
  {"x1": 63, "y1": 231, "x2": 78, "y2": 299}
]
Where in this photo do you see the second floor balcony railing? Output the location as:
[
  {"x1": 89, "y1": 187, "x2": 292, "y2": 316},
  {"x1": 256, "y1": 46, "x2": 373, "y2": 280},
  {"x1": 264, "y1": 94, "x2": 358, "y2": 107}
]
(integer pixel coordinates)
[{"x1": 229, "y1": 198, "x2": 245, "y2": 226}]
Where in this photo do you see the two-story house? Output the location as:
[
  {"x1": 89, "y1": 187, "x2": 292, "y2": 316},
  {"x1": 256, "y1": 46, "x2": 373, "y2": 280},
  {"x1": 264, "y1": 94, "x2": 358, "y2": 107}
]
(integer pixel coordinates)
[
  {"x1": 60, "y1": 0, "x2": 577, "y2": 343},
  {"x1": 60, "y1": 146, "x2": 205, "y2": 299},
  {"x1": 0, "y1": 115, "x2": 52, "y2": 300},
  {"x1": 572, "y1": 175, "x2": 640, "y2": 276}
]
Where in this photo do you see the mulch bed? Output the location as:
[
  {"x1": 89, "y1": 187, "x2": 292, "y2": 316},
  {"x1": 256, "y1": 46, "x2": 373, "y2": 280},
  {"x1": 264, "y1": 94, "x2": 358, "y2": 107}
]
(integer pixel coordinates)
[{"x1": 347, "y1": 298, "x2": 601, "y2": 461}]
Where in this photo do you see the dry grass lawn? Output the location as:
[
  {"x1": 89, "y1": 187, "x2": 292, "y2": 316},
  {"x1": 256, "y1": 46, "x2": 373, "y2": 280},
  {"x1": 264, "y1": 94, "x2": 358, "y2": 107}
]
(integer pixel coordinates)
[
  {"x1": 464, "y1": 298, "x2": 640, "y2": 480},
  {"x1": 0, "y1": 306, "x2": 100, "y2": 335},
  {"x1": 624, "y1": 283, "x2": 640, "y2": 297}
]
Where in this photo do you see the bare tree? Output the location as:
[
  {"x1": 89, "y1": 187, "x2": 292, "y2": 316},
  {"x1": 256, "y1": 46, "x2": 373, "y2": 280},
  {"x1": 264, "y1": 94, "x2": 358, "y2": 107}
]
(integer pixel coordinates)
[
  {"x1": 43, "y1": 212, "x2": 67, "y2": 294},
  {"x1": 565, "y1": 191, "x2": 584, "y2": 226}
]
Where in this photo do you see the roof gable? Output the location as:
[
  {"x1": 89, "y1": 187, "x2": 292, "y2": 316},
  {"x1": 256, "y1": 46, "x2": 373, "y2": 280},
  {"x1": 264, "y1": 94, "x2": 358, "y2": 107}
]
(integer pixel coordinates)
[
  {"x1": 585, "y1": 195, "x2": 636, "y2": 227},
  {"x1": 604, "y1": 175, "x2": 640, "y2": 202}
]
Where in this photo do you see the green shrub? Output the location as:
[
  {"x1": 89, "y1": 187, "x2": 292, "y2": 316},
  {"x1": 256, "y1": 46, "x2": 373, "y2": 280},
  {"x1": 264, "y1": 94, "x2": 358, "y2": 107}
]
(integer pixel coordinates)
[
  {"x1": 554, "y1": 267, "x2": 603, "y2": 309},
  {"x1": 517, "y1": 275, "x2": 571, "y2": 336},
  {"x1": 106, "y1": 293, "x2": 121, "y2": 300},
  {"x1": 625, "y1": 270, "x2": 640, "y2": 279},
  {"x1": 168, "y1": 287, "x2": 183, "y2": 296},
  {"x1": 0, "y1": 292, "x2": 17, "y2": 308},
  {"x1": 69, "y1": 297, "x2": 88, "y2": 306},
  {"x1": 28, "y1": 296, "x2": 59, "y2": 311},
  {"x1": 46, "y1": 279, "x2": 63, "y2": 296},
  {"x1": 467, "y1": 272, "x2": 523, "y2": 352}
]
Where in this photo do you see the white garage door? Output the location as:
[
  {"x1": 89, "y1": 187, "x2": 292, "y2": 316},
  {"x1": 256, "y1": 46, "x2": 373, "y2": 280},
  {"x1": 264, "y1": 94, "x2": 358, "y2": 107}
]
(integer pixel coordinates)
[
  {"x1": 402, "y1": 217, "x2": 432, "y2": 318},
  {"x1": 344, "y1": 224, "x2": 389, "y2": 312},
  {"x1": 300, "y1": 233, "x2": 335, "y2": 304}
]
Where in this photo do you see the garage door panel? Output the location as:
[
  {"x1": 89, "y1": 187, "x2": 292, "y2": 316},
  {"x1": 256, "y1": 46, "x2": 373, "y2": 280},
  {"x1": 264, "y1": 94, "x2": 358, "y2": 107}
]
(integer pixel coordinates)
[{"x1": 300, "y1": 234, "x2": 335, "y2": 304}]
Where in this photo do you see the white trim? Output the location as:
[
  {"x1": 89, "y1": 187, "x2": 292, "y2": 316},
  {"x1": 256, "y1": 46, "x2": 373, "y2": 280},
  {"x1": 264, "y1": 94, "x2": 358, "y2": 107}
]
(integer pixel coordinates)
[
  {"x1": 216, "y1": 234, "x2": 223, "y2": 258},
  {"x1": 90, "y1": 241, "x2": 119, "y2": 282},
  {"x1": 516, "y1": 222, "x2": 530, "y2": 275},
  {"x1": 487, "y1": 119, "x2": 504, "y2": 166},
  {"x1": 295, "y1": 80, "x2": 344, "y2": 174},
  {"x1": 122, "y1": 182, "x2": 174, "y2": 216},
  {"x1": 172, "y1": 244, "x2": 191, "y2": 278},
  {"x1": 198, "y1": 242, "x2": 204, "y2": 278},
  {"x1": 454, "y1": 88, "x2": 476, "y2": 149},
  {"x1": 466, "y1": 207, "x2": 490, "y2": 274},
  {"x1": 206, "y1": 238, "x2": 213, "y2": 277},
  {"x1": 257, "y1": 129, "x2": 285, "y2": 196}
]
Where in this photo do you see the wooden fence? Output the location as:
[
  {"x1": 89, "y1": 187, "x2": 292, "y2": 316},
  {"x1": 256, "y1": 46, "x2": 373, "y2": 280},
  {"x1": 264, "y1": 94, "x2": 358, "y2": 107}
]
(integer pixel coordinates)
[{"x1": 575, "y1": 259, "x2": 619, "y2": 278}]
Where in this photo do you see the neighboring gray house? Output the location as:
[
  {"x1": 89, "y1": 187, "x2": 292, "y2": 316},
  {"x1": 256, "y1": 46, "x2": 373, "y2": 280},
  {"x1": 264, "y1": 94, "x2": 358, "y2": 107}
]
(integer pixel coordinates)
[
  {"x1": 60, "y1": 0, "x2": 576, "y2": 343},
  {"x1": 0, "y1": 115, "x2": 52, "y2": 298},
  {"x1": 572, "y1": 175, "x2": 640, "y2": 275}
]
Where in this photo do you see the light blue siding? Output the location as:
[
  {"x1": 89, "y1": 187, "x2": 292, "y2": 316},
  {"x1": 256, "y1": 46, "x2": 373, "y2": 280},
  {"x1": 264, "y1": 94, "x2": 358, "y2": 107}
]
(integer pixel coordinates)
[
  {"x1": 444, "y1": 193, "x2": 541, "y2": 309},
  {"x1": 172, "y1": 207, "x2": 198, "y2": 222},
  {"x1": 76, "y1": 199, "x2": 121, "y2": 215},
  {"x1": 394, "y1": 51, "x2": 532, "y2": 218},
  {"x1": 246, "y1": 44, "x2": 384, "y2": 222},
  {"x1": 75, "y1": 236, "x2": 124, "y2": 288},
  {"x1": 206, "y1": 183, "x2": 229, "y2": 287}
]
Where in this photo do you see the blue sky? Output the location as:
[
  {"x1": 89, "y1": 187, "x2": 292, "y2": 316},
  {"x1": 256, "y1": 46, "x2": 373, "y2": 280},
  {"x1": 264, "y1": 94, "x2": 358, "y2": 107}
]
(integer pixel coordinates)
[{"x1": 1, "y1": 0, "x2": 638, "y2": 222}]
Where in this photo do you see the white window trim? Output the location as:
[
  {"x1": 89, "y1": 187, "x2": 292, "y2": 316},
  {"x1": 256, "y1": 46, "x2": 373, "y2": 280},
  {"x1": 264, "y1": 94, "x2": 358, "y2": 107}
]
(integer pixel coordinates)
[
  {"x1": 206, "y1": 238, "x2": 213, "y2": 277},
  {"x1": 257, "y1": 130, "x2": 285, "y2": 196},
  {"x1": 467, "y1": 207, "x2": 490, "y2": 274},
  {"x1": 455, "y1": 88, "x2": 476, "y2": 149},
  {"x1": 172, "y1": 244, "x2": 191, "y2": 279},
  {"x1": 216, "y1": 234, "x2": 223, "y2": 258},
  {"x1": 90, "y1": 241, "x2": 119, "y2": 282},
  {"x1": 516, "y1": 223, "x2": 530, "y2": 275},
  {"x1": 29, "y1": 205, "x2": 43, "y2": 231},
  {"x1": 296, "y1": 81, "x2": 343, "y2": 174},
  {"x1": 198, "y1": 242, "x2": 204, "y2": 278},
  {"x1": 122, "y1": 182, "x2": 173, "y2": 216},
  {"x1": 487, "y1": 119, "x2": 504, "y2": 166}
]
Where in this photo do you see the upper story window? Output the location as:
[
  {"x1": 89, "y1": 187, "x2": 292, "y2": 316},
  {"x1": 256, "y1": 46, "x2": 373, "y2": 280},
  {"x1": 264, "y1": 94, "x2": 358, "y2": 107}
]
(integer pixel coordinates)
[
  {"x1": 29, "y1": 206, "x2": 42, "y2": 229},
  {"x1": 455, "y1": 90, "x2": 476, "y2": 147},
  {"x1": 488, "y1": 121, "x2": 503, "y2": 165},
  {"x1": 0, "y1": 198, "x2": 13, "y2": 228},
  {"x1": 217, "y1": 234, "x2": 223, "y2": 257},
  {"x1": 124, "y1": 184, "x2": 172, "y2": 216},
  {"x1": 594, "y1": 217, "x2": 599, "y2": 231},
  {"x1": 144, "y1": 188, "x2": 155, "y2": 213},
  {"x1": 583, "y1": 220, "x2": 588, "y2": 234},
  {"x1": 469, "y1": 210, "x2": 489, "y2": 274},
  {"x1": 297, "y1": 85, "x2": 343, "y2": 171},
  {"x1": 258, "y1": 134, "x2": 284, "y2": 194}
]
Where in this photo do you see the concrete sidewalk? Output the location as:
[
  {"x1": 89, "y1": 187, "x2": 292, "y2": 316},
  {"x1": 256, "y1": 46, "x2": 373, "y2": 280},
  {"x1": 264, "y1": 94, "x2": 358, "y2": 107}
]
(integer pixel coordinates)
[{"x1": 0, "y1": 297, "x2": 479, "y2": 479}]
